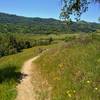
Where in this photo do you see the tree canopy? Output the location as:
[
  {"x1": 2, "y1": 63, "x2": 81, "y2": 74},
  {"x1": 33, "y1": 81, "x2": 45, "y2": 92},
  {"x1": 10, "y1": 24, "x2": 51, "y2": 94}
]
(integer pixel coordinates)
[{"x1": 60, "y1": 0, "x2": 100, "y2": 21}]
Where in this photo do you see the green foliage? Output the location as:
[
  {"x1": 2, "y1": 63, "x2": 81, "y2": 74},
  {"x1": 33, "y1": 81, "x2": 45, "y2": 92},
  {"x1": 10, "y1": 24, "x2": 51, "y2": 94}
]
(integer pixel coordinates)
[
  {"x1": 60, "y1": 0, "x2": 89, "y2": 20},
  {"x1": 0, "y1": 33, "x2": 53, "y2": 57},
  {"x1": 60, "y1": 0, "x2": 100, "y2": 20}
]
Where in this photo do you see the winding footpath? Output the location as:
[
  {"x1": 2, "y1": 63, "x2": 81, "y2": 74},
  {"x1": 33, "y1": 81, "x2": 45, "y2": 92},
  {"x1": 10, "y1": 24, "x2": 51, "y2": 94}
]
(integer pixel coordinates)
[{"x1": 16, "y1": 49, "x2": 51, "y2": 100}]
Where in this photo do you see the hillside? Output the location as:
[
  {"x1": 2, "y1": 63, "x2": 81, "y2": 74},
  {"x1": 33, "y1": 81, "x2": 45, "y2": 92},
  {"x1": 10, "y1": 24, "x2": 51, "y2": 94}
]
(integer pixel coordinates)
[
  {"x1": 0, "y1": 12, "x2": 100, "y2": 100},
  {"x1": 35, "y1": 36, "x2": 100, "y2": 99},
  {"x1": 0, "y1": 12, "x2": 100, "y2": 34},
  {"x1": 0, "y1": 35, "x2": 100, "y2": 100}
]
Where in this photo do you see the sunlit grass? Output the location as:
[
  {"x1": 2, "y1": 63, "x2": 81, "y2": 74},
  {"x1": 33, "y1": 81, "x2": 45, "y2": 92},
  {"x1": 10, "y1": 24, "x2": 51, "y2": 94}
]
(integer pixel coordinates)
[
  {"x1": 0, "y1": 45, "x2": 49, "y2": 100},
  {"x1": 35, "y1": 37, "x2": 100, "y2": 100},
  {"x1": 0, "y1": 34, "x2": 100, "y2": 100}
]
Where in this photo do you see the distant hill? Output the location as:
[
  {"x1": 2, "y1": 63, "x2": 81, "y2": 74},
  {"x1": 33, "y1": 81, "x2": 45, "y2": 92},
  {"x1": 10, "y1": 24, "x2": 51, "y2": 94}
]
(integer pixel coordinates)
[{"x1": 0, "y1": 12, "x2": 100, "y2": 34}]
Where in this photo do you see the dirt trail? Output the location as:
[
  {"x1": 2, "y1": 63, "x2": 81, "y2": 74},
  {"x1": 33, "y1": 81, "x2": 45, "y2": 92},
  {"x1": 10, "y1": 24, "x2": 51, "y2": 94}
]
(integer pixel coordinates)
[{"x1": 16, "y1": 50, "x2": 52, "y2": 100}]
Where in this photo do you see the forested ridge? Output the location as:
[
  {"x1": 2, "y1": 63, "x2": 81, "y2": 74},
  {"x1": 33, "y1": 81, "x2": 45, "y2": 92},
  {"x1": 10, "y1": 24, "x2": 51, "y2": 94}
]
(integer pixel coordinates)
[
  {"x1": 0, "y1": 12, "x2": 100, "y2": 58},
  {"x1": 0, "y1": 12, "x2": 100, "y2": 34}
]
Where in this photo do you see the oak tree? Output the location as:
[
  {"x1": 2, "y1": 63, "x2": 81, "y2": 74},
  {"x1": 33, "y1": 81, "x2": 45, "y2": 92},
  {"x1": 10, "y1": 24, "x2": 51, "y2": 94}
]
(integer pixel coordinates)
[{"x1": 60, "y1": 0, "x2": 100, "y2": 21}]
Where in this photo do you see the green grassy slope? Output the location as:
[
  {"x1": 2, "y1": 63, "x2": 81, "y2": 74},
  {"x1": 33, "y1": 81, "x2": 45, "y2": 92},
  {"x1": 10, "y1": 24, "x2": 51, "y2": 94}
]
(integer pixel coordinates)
[
  {"x1": 0, "y1": 34, "x2": 100, "y2": 100},
  {"x1": 0, "y1": 45, "x2": 49, "y2": 100},
  {"x1": 35, "y1": 37, "x2": 100, "y2": 100},
  {"x1": 0, "y1": 33, "x2": 76, "y2": 100}
]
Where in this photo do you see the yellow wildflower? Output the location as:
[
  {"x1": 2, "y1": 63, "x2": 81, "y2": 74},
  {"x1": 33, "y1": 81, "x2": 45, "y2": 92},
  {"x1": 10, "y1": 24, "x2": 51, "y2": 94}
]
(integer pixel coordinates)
[
  {"x1": 87, "y1": 80, "x2": 90, "y2": 84},
  {"x1": 66, "y1": 91, "x2": 72, "y2": 97},
  {"x1": 68, "y1": 93, "x2": 72, "y2": 97},
  {"x1": 73, "y1": 90, "x2": 76, "y2": 93},
  {"x1": 66, "y1": 90, "x2": 70, "y2": 94},
  {"x1": 95, "y1": 87, "x2": 98, "y2": 90}
]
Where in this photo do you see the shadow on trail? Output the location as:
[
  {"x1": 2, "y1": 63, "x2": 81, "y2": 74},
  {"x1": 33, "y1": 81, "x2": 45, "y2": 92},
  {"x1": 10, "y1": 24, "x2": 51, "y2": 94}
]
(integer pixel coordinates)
[{"x1": 0, "y1": 64, "x2": 28, "y2": 84}]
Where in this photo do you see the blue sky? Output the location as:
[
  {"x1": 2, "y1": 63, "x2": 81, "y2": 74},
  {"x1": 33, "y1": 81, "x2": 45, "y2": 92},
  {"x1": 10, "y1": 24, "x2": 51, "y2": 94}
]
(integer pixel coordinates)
[{"x1": 0, "y1": 0, "x2": 100, "y2": 22}]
